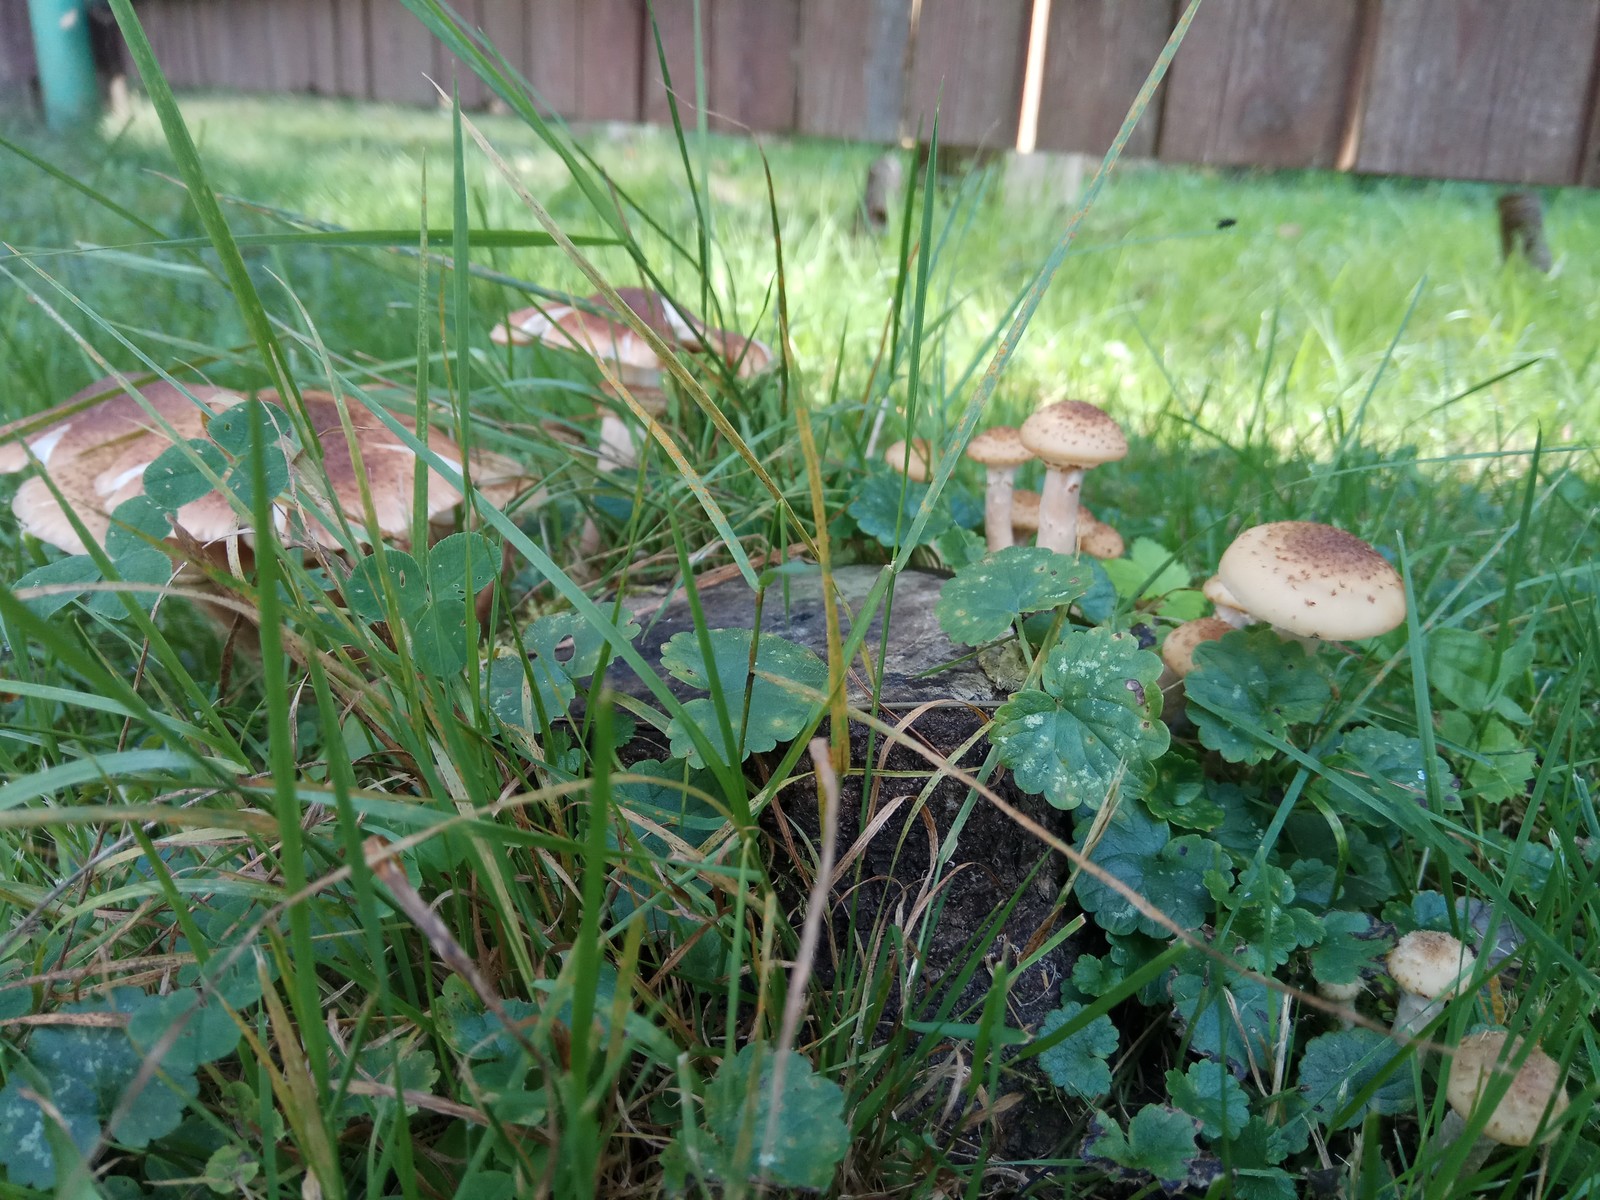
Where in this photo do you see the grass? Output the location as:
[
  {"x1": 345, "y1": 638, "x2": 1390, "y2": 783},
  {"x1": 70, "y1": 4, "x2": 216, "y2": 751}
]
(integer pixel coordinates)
[{"x1": 0, "y1": 6, "x2": 1597, "y2": 1197}]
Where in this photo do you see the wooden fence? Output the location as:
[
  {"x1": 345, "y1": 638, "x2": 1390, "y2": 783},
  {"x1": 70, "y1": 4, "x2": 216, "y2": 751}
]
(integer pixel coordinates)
[{"x1": 5, "y1": 0, "x2": 1600, "y2": 185}]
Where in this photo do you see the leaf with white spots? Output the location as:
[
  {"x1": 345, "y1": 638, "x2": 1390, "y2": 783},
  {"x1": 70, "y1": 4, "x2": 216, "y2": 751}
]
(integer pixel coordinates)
[
  {"x1": 1185, "y1": 629, "x2": 1330, "y2": 764},
  {"x1": 935, "y1": 546, "x2": 1093, "y2": 646},
  {"x1": 989, "y1": 627, "x2": 1169, "y2": 809},
  {"x1": 661, "y1": 629, "x2": 828, "y2": 768}
]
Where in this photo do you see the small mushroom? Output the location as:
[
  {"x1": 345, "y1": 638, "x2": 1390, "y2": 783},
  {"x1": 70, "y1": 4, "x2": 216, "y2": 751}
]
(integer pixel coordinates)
[
  {"x1": 1077, "y1": 510, "x2": 1125, "y2": 560},
  {"x1": 1216, "y1": 521, "x2": 1407, "y2": 642},
  {"x1": 884, "y1": 437, "x2": 932, "y2": 483},
  {"x1": 1202, "y1": 574, "x2": 1252, "y2": 629},
  {"x1": 1011, "y1": 489, "x2": 1041, "y2": 543},
  {"x1": 1156, "y1": 616, "x2": 1233, "y2": 716},
  {"x1": 1387, "y1": 930, "x2": 1476, "y2": 1042},
  {"x1": 1433, "y1": 1031, "x2": 1569, "y2": 1173},
  {"x1": 1017, "y1": 400, "x2": 1127, "y2": 556},
  {"x1": 965, "y1": 426, "x2": 1033, "y2": 552}
]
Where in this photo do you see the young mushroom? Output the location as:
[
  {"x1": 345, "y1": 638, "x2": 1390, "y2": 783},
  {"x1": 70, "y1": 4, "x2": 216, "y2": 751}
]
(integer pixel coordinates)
[
  {"x1": 965, "y1": 426, "x2": 1033, "y2": 552},
  {"x1": 1387, "y1": 930, "x2": 1477, "y2": 1042},
  {"x1": 1077, "y1": 509, "x2": 1125, "y2": 560},
  {"x1": 1156, "y1": 616, "x2": 1233, "y2": 716},
  {"x1": 1434, "y1": 1031, "x2": 1570, "y2": 1173},
  {"x1": 1017, "y1": 400, "x2": 1127, "y2": 556},
  {"x1": 1215, "y1": 521, "x2": 1407, "y2": 643},
  {"x1": 1202, "y1": 574, "x2": 1252, "y2": 629},
  {"x1": 883, "y1": 437, "x2": 932, "y2": 483}
]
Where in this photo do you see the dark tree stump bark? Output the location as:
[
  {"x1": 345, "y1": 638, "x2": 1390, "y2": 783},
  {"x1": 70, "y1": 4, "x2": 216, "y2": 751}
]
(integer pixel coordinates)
[{"x1": 1498, "y1": 190, "x2": 1552, "y2": 273}]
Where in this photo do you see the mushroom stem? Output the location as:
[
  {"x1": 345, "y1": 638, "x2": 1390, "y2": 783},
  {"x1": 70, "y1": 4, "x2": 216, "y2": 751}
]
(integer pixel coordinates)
[
  {"x1": 1214, "y1": 603, "x2": 1251, "y2": 629},
  {"x1": 1426, "y1": 1110, "x2": 1495, "y2": 1176},
  {"x1": 597, "y1": 411, "x2": 636, "y2": 472},
  {"x1": 982, "y1": 466, "x2": 1019, "y2": 551},
  {"x1": 1037, "y1": 465, "x2": 1084, "y2": 555}
]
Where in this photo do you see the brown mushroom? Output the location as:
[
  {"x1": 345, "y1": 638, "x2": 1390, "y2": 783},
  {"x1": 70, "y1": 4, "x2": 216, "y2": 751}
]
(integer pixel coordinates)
[
  {"x1": 1017, "y1": 400, "x2": 1127, "y2": 555},
  {"x1": 1216, "y1": 521, "x2": 1407, "y2": 642},
  {"x1": 884, "y1": 437, "x2": 933, "y2": 483},
  {"x1": 966, "y1": 426, "x2": 1033, "y2": 551}
]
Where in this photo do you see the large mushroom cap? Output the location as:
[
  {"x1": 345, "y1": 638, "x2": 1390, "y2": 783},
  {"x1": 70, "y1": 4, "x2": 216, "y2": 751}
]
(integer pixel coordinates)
[
  {"x1": 884, "y1": 437, "x2": 932, "y2": 483},
  {"x1": 966, "y1": 426, "x2": 1033, "y2": 468},
  {"x1": 1446, "y1": 1031, "x2": 1569, "y2": 1147},
  {"x1": 1387, "y1": 930, "x2": 1475, "y2": 1000},
  {"x1": 1217, "y1": 521, "x2": 1406, "y2": 640},
  {"x1": 1018, "y1": 400, "x2": 1127, "y2": 468},
  {"x1": 1161, "y1": 617, "x2": 1234, "y2": 678}
]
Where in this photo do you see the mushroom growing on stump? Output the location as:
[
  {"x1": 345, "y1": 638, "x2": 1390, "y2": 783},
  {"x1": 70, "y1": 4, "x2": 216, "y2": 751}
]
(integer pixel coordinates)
[
  {"x1": 1215, "y1": 521, "x2": 1407, "y2": 643},
  {"x1": 1017, "y1": 400, "x2": 1127, "y2": 556},
  {"x1": 1387, "y1": 930, "x2": 1477, "y2": 1042},
  {"x1": 965, "y1": 426, "x2": 1033, "y2": 551},
  {"x1": 1434, "y1": 1031, "x2": 1570, "y2": 1173},
  {"x1": 883, "y1": 437, "x2": 932, "y2": 483}
]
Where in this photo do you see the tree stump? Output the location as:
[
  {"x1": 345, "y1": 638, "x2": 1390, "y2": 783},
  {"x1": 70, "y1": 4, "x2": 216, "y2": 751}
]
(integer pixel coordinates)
[{"x1": 1498, "y1": 191, "x2": 1552, "y2": 273}]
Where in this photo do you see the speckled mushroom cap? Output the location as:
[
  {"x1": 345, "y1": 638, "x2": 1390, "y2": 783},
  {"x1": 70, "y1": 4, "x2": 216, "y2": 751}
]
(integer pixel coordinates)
[
  {"x1": 1078, "y1": 513, "x2": 1124, "y2": 559},
  {"x1": 966, "y1": 426, "x2": 1033, "y2": 468},
  {"x1": 1018, "y1": 400, "x2": 1127, "y2": 468},
  {"x1": 1202, "y1": 574, "x2": 1245, "y2": 612},
  {"x1": 884, "y1": 438, "x2": 932, "y2": 483},
  {"x1": 1011, "y1": 489, "x2": 1041, "y2": 534},
  {"x1": 491, "y1": 288, "x2": 706, "y2": 386},
  {"x1": 1387, "y1": 931, "x2": 1475, "y2": 1000},
  {"x1": 1161, "y1": 617, "x2": 1234, "y2": 678},
  {"x1": 1217, "y1": 521, "x2": 1406, "y2": 640},
  {"x1": 1446, "y1": 1031, "x2": 1570, "y2": 1146}
]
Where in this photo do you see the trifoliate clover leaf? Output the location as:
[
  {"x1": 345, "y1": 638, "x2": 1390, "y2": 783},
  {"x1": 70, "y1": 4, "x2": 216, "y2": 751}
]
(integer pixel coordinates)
[
  {"x1": 1170, "y1": 971, "x2": 1274, "y2": 1076},
  {"x1": 1426, "y1": 627, "x2": 1531, "y2": 724},
  {"x1": 990, "y1": 627, "x2": 1168, "y2": 810},
  {"x1": 1186, "y1": 629, "x2": 1330, "y2": 763},
  {"x1": 1146, "y1": 755, "x2": 1226, "y2": 831},
  {"x1": 523, "y1": 610, "x2": 641, "y2": 683},
  {"x1": 698, "y1": 1044, "x2": 848, "y2": 1191},
  {"x1": 84, "y1": 544, "x2": 171, "y2": 618},
  {"x1": 1440, "y1": 712, "x2": 1536, "y2": 805},
  {"x1": 127, "y1": 988, "x2": 241, "y2": 1073},
  {"x1": 935, "y1": 546, "x2": 1092, "y2": 646},
  {"x1": 143, "y1": 438, "x2": 229, "y2": 511},
  {"x1": 15, "y1": 555, "x2": 103, "y2": 618},
  {"x1": 103, "y1": 496, "x2": 172, "y2": 557},
  {"x1": 1081, "y1": 1105, "x2": 1215, "y2": 1193},
  {"x1": 1330, "y1": 725, "x2": 1457, "y2": 814},
  {"x1": 1166, "y1": 1059, "x2": 1250, "y2": 1141},
  {"x1": 1037, "y1": 1002, "x2": 1119, "y2": 1100},
  {"x1": 847, "y1": 471, "x2": 951, "y2": 548},
  {"x1": 1101, "y1": 537, "x2": 1192, "y2": 602},
  {"x1": 487, "y1": 649, "x2": 573, "y2": 731},
  {"x1": 1214, "y1": 864, "x2": 1323, "y2": 970},
  {"x1": 426, "y1": 532, "x2": 498, "y2": 609},
  {"x1": 205, "y1": 400, "x2": 295, "y2": 458},
  {"x1": 1309, "y1": 911, "x2": 1392, "y2": 987},
  {"x1": 410, "y1": 603, "x2": 475, "y2": 676},
  {"x1": 345, "y1": 550, "x2": 427, "y2": 623},
  {"x1": 1296, "y1": 1028, "x2": 1412, "y2": 1129},
  {"x1": 661, "y1": 629, "x2": 828, "y2": 767},
  {"x1": 1074, "y1": 803, "x2": 1228, "y2": 938}
]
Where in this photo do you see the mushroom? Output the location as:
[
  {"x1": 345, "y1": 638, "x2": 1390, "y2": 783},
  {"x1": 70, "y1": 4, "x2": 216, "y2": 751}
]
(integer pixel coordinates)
[
  {"x1": 1434, "y1": 1031, "x2": 1569, "y2": 1173},
  {"x1": 1215, "y1": 521, "x2": 1407, "y2": 643},
  {"x1": 1156, "y1": 616, "x2": 1233, "y2": 715},
  {"x1": 1387, "y1": 930, "x2": 1477, "y2": 1042},
  {"x1": 883, "y1": 437, "x2": 932, "y2": 483},
  {"x1": 965, "y1": 426, "x2": 1033, "y2": 551},
  {"x1": 1011, "y1": 489, "x2": 1041, "y2": 543},
  {"x1": 1316, "y1": 978, "x2": 1364, "y2": 1030},
  {"x1": 1202, "y1": 574, "x2": 1252, "y2": 629},
  {"x1": 1017, "y1": 400, "x2": 1127, "y2": 556},
  {"x1": 1077, "y1": 510, "x2": 1125, "y2": 560}
]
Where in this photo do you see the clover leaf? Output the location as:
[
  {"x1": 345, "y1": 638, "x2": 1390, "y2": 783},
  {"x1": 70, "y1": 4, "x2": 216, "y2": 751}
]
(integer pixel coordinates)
[
  {"x1": 689, "y1": 1043, "x2": 848, "y2": 1191},
  {"x1": 1038, "y1": 1001, "x2": 1120, "y2": 1100},
  {"x1": 126, "y1": 987, "x2": 242, "y2": 1073},
  {"x1": 1309, "y1": 911, "x2": 1392, "y2": 988},
  {"x1": 15, "y1": 554, "x2": 105, "y2": 619},
  {"x1": 1167, "y1": 1059, "x2": 1250, "y2": 1141},
  {"x1": 426, "y1": 532, "x2": 498, "y2": 609},
  {"x1": 661, "y1": 629, "x2": 828, "y2": 768},
  {"x1": 847, "y1": 472, "x2": 952, "y2": 548},
  {"x1": 1186, "y1": 629, "x2": 1330, "y2": 763},
  {"x1": 144, "y1": 438, "x2": 229, "y2": 511},
  {"x1": 990, "y1": 627, "x2": 1168, "y2": 810},
  {"x1": 1073, "y1": 802, "x2": 1228, "y2": 938},
  {"x1": 345, "y1": 549, "x2": 427, "y2": 623},
  {"x1": 1081, "y1": 1105, "x2": 1215, "y2": 1193},
  {"x1": 1296, "y1": 1028, "x2": 1413, "y2": 1129},
  {"x1": 16, "y1": 498, "x2": 174, "y2": 620},
  {"x1": 1170, "y1": 970, "x2": 1274, "y2": 1076},
  {"x1": 935, "y1": 546, "x2": 1092, "y2": 646}
]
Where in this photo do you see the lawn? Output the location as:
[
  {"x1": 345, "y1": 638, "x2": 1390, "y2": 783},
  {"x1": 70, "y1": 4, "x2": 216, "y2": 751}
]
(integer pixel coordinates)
[{"x1": 0, "y1": 13, "x2": 1597, "y2": 1198}]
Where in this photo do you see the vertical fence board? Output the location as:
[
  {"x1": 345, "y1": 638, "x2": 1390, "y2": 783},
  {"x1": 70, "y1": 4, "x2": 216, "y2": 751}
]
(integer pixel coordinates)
[
  {"x1": 268, "y1": 0, "x2": 317, "y2": 93},
  {"x1": 1159, "y1": 0, "x2": 1363, "y2": 168},
  {"x1": 1357, "y1": 0, "x2": 1600, "y2": 183},
  {"x1": 641, "y1": 0, "x2": 700, "y2": 126},
  {"x1": 906, "y1": 0, "x2": 1029, "y2": 147},
  {"x1": 368, "y1": 2, "x2": 440, "y2": 105},
  {"x1": 475, "y1": 0, "x2": 527, "y2": 105},
  {"x1": 709, "y1": 0, "x2": 799, "y2": 132},
  {"x1": 305, "y1": 0, "x2": 342, "y2": 95},
  {"x1": 1034, "y1": 0, "x2": 1173, "y2": 156},
  {"x1": 518, "y1": 0, "x2": 580, "y2": 116},
  {"x1": 0, "y1": 0, "x2": 36, "y2": 107},
  {"x1": 797, "y1": 0, "x2": 907, "y2": 141},
  {"x1": 331, "y1": 0, "x2": 371, "y2": 98},
  {"x1": 575, "y1": 0, "x2": 643, "y2": 120},
  {"x1": 436, "y1": 0, "x2": 489, "y2": 108}
]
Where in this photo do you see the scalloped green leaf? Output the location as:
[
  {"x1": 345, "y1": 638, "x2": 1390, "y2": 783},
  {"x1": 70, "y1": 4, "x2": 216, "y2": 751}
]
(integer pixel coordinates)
[
  {"x1": 143, "y1": 438, "x2": 228, "y2": 512},
  {"x1": 523, "y1": 610, "x2": 641, "y2": 683},
  {"x1": 661, "y1": 629, "x2": 828, "y2": 767},
  {"x1": 487, "y1": 651, "x2": 574, "y2": 731},
  {"x1": 1441, "y1": 711, "x2": 1536, "y2": 805},
  {"x1": 1331, "y1": 724, "x2": 1458, "y2": 813},
  {"x1": 1309, "y1": 910, "x2": 1392, "y2": 987},
  {"x1": 1073, "y1": 803, "x2": 1228, "y2": 938},
  {"x1": 935, "y1": 546, "x2": 1093, "y2": 646},
  {"x1": 1146, "y1": 755, "x2": 1226, "y2": 831},
  {"x1": 1038, "y1": 1001, "x2": 1120, "y2": 1100},
  {"x1": 1082, "y1": 1105, "x2": 1212, "y2": 1192},
  {"x1": 847, "y1": 472, "x2": 952, "y2": 548},
  {"x1": 1167, "y1": 1058, "x2": 1250, "y2": 1141},
  {"x1": 1170, "y1": 970, "x2": 1274, "y2": 1076},
  {"x1": 1212, "y1": 864, "x2": 1323, "y2": 970},
  {"x1": 1297, "y1": 1028, "x2": 1413, "y2": 1129},
  {"x1": 1101, "y1": 537, "x2": 1191, "y2": 600},
  {"x1": 1186, "y1": 629, "x2": 1331, "y2": 763},
  {"x1": 127, "y1": 988, "x2": 241, "y2": 1073},
  {"x1": 990, "y1": 627, "x2": 1168, "y2": 810},
  {"x1": 1426, "y1": 626, "x2": 1531, "y2": 723},
  {"x1": 700, "y1": 1044, "x2": 848, "y2": 1191}
]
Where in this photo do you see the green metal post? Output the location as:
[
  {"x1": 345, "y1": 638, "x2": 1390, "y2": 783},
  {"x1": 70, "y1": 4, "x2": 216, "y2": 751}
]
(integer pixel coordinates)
[{"x1": 27, "y1": 0, "x2": 99, "y2": 128}]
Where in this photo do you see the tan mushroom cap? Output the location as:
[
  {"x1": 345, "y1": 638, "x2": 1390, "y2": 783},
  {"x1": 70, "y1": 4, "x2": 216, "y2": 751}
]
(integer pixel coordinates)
[
  {"x1": 1018, "y1": 400, "x2": 1128, "y2": 468},
  {"x1": 1161, "y1": 617, "x2": 1235, "y2": 678},
  {"x1": 884, "y1": 438, "x2": 932, "y2": 483},
  {"x1": 1078, "y1": 514, "x2": 1125, "y2": 560},
  {"x1": 966, "y1": 426, "x2": 1033, "y2": 468},
  {"x1": 703, "y1": 329, "x2": 775, "y2": 379},
  {"x1": 1387, "y1": 931, "x2": 1475, "y2": 1000},
  {"x1": 1446, "y1": 1031, "x2": 1570, "y2": 1147},
  {"x1": 1217, "y1": 521, "x2": 1407, "y2": 640},
  {"x1": 1202, "y1": 574, "x2": 1245, "y2": 612},
  {"x1": 1011, "y1": 489, "x2": 1041, "y2": 535}
]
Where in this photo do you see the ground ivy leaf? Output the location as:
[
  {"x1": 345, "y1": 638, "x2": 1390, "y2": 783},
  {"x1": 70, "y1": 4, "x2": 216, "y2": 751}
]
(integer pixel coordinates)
[
  {"x1": 1440, "y1": 711, "x2": 1536, "y2": 804},
  {"x1": 486, "y1": 651, "x2": 574, "y2": 731},
  {"x1": 1167, "y1": 1059, "x2": 1250, "y2": 1141},
  {"x1": 991, "y1": 627, "x2": 1168, "y2": 810},
  {"x1": 1074, "y1": 803, "x2": 1228, "y2": 938},
  {"x1": 15, "y1": 555, "x2": 103, "y2": 618},
  {"x1": 847, "y1": 471, "x2": 952, "y2": 548},
  {"x1": 334, "y1": 1043, "x2": 439, "y2": 1124},
  {"x1": 523, "y1": 610, "x2": 641, "y2": 683},
  {"x1": 1297, "y1": 1028, "x2": 1413, "y2": 1129},
  {"x1": 1071, "y1": 932, "x2": 1175, "y2": 1006},
  {"x1": 127, "y1": 989, "x2": 241, "y2": 1073},
  {"x1": 935, "y1": 546, "x2": 1092, "y2": 646},
  {"x1": 1082, "y1": 1105, "x2": 1212, "y2": 1192},
  {"x1": 931, "y1": 525, "x2": 985, "y2": 570},
  {"x1": 143, "y1": 438, "x2": 228, "y2": 511},
  {"x1": 1187, "y1": 629, "x2": 1330, "y2": 763},
  {"x1": 1309, "y1": 911, "x2": 1393, "y2": 986},
  {"x1": 426, "y1": 532, "x2": 498, "y2": 608},
  {"x1": 1170, "y1": 970, "x2": 1274, "y2": 1076},
  {"x1": 1038, "y1": 1001, "x2": 1119, "y2": 1100},
  {"x1": 614, "y1": 759, "x2": 725, "y2": 851},
  {"x1": 1146, "y1": 755, "x2": 1226, "y2": 831},
  {"x1": 701, "y1": 1044, "x2": 848, "y2": 1191},
  {"x1": 1214, "y1": 864, "x2": 1323, "y2": 970},
  {"x1": 659, "y1": 629, "x2": 827, "y2": 766}
]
